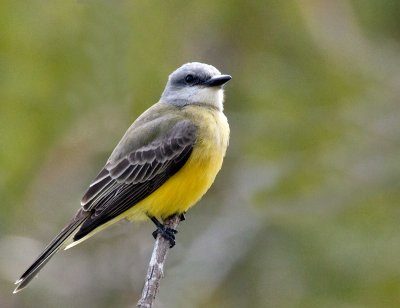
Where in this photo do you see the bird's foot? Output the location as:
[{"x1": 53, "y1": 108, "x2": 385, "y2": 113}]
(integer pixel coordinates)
[
  {"x1": 152, "y1": 226, "x2": 178, "y2": 248},
  {"x1": 149, "y1": 216, "x2": 178, "y2": 248}
]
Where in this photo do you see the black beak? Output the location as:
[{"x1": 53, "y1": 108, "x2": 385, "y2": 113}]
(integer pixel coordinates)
[{"x1": 204, "y1": 74, "x2": 232, "y2": 87}]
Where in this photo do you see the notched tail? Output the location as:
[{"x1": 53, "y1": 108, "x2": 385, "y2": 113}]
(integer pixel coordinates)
[{"x1": 13, "y1": 210, "x2": 89, "y2": 293}]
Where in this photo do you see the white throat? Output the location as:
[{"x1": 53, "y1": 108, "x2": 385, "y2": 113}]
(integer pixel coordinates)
[{"x1": 163, "y1": 87, "x2": 225, "y2": 111}]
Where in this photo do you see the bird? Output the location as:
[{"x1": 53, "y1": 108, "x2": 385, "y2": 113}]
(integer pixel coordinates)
[{"x1": 14, "y1": 62, "x2": 231, "y2": 293}]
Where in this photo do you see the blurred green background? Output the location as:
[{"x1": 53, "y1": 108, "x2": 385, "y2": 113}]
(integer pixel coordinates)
[{"x1": 1, "y1": 1, "x2": 400, "y2": 307}]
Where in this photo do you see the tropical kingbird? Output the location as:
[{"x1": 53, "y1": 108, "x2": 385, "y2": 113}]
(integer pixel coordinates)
[{"x1": 14, "y1": 62, "x2": 231, "y2": 293}]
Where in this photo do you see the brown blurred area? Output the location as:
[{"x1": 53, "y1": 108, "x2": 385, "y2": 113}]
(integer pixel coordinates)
[{"x1": 1, "y1": 1, "x2": 400, "y2": 307}]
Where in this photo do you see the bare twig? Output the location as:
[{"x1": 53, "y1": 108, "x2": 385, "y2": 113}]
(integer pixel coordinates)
[{"x1": 137, "y1": 214, "x2": 181, "y2": 308}]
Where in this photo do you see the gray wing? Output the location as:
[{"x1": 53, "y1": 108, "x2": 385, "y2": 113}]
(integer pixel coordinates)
[{"x1": 74, "y1": 120, "x2": 197, "y2": 241}]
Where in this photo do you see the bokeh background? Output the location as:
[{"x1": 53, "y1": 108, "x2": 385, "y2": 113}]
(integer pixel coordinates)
[{"x1": 1, "y1": 1, "x2": 400, "y2": 307}]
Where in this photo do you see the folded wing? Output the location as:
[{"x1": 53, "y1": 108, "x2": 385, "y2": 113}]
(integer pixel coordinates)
[{"x1": 75, "y1": 120, "x2": 197, "y2": 240}]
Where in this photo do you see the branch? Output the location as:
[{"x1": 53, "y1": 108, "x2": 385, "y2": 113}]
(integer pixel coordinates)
[{"x1": 137, "y1": 214, "x2": 181, "y2": 308}]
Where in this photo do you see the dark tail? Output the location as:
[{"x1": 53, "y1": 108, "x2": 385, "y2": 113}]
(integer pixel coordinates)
[{"x1": 13, "y1": 210, "x2": 89, "y2": 293}]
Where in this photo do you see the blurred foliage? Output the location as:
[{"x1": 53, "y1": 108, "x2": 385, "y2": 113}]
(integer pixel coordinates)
[{"x1": 1, "y1": 0, "x2": 400, "y2": 307}]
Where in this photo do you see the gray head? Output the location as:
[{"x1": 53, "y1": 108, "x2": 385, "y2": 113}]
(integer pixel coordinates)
[{"x1": 161, "y1": 62, "x2": 231, "y2": 111}]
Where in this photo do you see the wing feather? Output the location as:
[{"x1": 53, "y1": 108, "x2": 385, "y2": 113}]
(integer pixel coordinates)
[{"x1": 75, "y1": 120, "x2": 197, "y2": 240}]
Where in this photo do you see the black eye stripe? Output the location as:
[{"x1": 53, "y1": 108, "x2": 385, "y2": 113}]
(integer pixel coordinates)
[{"x1": 171, "y1": 73, "x2": 211, "y2": 87}]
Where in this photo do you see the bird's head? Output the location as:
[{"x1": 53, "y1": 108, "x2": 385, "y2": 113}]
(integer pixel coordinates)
[{"x1": 161, "y1": 62, "x2": 231, "y2": 111}]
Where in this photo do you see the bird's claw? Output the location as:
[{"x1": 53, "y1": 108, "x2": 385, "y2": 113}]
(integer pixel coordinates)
[{"x1": 152, "y1": 226, "x2": 178, "y2": 248}]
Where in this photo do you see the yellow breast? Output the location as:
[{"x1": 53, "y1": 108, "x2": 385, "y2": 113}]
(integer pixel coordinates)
[{"x1": 127, "y1": 105, "x2": 230, "y2": 220}]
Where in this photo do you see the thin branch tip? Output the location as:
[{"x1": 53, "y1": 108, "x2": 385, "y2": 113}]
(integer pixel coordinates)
[{"x1": 136, "y1": 214, "x2": 181, "y2": 308}]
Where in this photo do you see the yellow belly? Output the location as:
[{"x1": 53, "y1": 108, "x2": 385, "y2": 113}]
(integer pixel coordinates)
[
  {"x1": 126, "y1": 145, "x2": 224, "y2": 220},
  {"x1": 125, "y1": 105, "x2": 230, "y2": 220}
]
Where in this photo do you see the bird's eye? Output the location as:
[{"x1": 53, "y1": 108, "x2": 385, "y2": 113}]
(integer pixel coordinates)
[{"x1": 185, "y1": 74, "x2": 195, "y2": 83}]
